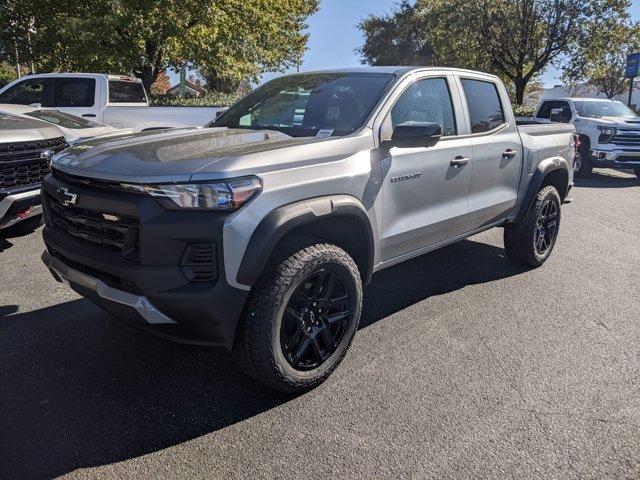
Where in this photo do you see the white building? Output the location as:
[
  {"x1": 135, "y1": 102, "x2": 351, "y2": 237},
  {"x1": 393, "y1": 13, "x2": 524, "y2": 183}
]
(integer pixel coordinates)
[{"x1": 538, "y1": 83, "x2": 640, "y2": 110}]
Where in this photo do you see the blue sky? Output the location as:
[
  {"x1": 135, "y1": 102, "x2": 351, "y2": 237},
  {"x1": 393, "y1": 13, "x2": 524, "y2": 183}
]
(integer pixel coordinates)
[{"x1": 172, "y1": 0, "x2": 640, "y2": 88}]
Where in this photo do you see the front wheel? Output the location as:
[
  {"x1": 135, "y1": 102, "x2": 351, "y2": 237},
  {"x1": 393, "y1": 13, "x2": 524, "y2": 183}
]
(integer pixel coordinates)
[
  {"x1": 574, "y1": 145, "x2": 593, "y2": 177},
  {"x1": 504, "y1": 186, "x2": 561, "y2": 267},
  {"x1": 236, "y1": 243, "x2": 362, "y2": 393}
]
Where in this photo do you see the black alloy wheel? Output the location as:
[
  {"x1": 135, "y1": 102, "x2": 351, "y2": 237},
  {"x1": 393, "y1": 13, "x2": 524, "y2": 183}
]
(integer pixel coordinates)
[
  {"x1": 280, "y1": 268, "x2": 351, "y2": 371},
  {"x1": 534, "y1": 198, "x2": 559, "y2": 255}
]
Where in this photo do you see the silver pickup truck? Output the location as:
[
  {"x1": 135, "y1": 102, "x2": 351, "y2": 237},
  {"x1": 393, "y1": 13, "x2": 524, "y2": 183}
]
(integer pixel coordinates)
[{"x1": 41, "y1": 67, "x2": 575, "y2": 392}]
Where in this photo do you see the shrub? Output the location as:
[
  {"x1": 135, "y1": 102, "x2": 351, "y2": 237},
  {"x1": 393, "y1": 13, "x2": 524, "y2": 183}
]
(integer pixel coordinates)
[
  {"x1": 512, "y1": 104, "x2": 537, "y2": 117},
  {"x1": 150, "y1": 92, "x2": 241, "y2": 107}
]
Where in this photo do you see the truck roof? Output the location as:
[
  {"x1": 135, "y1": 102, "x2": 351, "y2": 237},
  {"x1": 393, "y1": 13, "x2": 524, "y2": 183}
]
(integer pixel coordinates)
[
  {"x1": 285, "y1": 66, "x2": 502, "y2": 80},
  {"x1": 11, "y1": 73, "x2": 142, "y2": 83}
]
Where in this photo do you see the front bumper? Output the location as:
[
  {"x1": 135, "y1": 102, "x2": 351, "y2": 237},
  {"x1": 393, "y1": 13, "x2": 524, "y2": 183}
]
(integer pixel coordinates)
[
  {"x1": 0, "y1": 188, "x2": 43, "y2": 229},
  {"x1": 41, "y1": 171, "x2": 249, "y2": 349},
  {"x1": 590, "y1": 149, "x2": 640, "y2": 169}
]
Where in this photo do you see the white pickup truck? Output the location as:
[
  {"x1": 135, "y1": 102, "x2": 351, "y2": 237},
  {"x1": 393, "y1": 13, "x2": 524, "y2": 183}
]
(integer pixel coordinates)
[
  {"x1": 533, "y1": 97, "x2": 640, "y2": 179},
  {"x1": 0, "y1": 73, "x2": 227, "y2": 132}
]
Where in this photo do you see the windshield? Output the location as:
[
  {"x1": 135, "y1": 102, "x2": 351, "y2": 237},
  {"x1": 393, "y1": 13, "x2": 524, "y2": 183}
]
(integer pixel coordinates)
[
  {"x1": 212, "y1": 73, "x2": 395, "y2": 137},
  {"x1": 574, "y1": 100, "x2": 638, "y2": 119},
  {"x1": 23, "y1": 109, "x2": 104, "y2": 129}
]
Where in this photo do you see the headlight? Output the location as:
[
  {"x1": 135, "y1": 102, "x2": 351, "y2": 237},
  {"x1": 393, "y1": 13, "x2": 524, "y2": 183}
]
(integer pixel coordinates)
[
  {"x1": 597, "y1": 126, "x2": 616, "y2": 142},
  {"x1": 123, "y1": 176, "x2": 261, "y2": 210}
]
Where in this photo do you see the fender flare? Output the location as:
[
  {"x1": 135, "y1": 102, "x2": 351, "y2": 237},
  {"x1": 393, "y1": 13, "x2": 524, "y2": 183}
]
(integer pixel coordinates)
[
  {"x1": 514, "y1": 158, "x2": 570, "y2": 223},
  {"x1": 236, "y1": 195, "x2": 375, "y2": 286}
]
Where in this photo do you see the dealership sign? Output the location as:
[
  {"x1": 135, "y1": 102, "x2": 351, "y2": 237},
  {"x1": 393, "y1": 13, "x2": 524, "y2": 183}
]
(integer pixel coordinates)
[{"x1": 626, "y1": 53, "x2": 640, "y2": 78}]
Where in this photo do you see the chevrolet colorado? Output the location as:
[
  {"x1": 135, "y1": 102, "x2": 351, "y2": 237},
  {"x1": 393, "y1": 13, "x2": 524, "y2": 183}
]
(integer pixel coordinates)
[
  {"x1": 533, "y1": 97, "x2": 640, "y2": 178},
  {"x1": 41, "y1": 67, "x2": 575, "y2": 392}
]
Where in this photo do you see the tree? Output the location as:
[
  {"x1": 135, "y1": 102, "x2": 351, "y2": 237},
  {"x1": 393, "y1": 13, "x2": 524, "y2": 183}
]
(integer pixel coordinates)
[
  {"x1": 561, "y1": 3, "x2": 640, "y2": 98},
  {"x1": 470, "y1": 0, "x2": 622, "y2": 104},
  {"x1": 358, "y1": 0, "x2": 627, "y2": 104},
  {"x1": 151, "y1": 70, "x2": 171, "y2": 95},
  {"x1": 12, "y1": 0, "x2": 318, "y2": 92}
]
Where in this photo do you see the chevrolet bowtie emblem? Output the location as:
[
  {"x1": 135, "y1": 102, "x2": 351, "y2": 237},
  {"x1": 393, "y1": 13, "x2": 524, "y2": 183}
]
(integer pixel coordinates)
[{"x1": 57, "y1": 187, "x2": 78, "y2": 207}]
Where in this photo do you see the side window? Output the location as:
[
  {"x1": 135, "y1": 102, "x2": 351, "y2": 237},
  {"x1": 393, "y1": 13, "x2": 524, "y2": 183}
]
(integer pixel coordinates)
[
  {"x1": 0, "y1": 79, "x2": 46, "y2": 105},
  {"x1": 390, "y1": 78, "x2": 457, "y2": 136},
  {"x1": 53, "y1": 78, "x2": 95, "y2": 107},
  {"x1": 460, "y1": 79, "x2": 505, "y2": 133},
  {"x1": 537, "y1": 100, "x2": 570, "y2": 119}
]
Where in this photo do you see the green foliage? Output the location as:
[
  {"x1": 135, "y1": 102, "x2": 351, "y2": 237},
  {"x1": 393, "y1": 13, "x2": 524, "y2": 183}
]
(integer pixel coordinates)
[
  {"x1": 512, "y1": 104, "x2": 537, "y2": 117},
  {"x1": 0, "y1": 62, "x2": 18, "y2": 88},
  {"x1": 358, "y1": 0, "x2": 628, "y2": 104},
  {"x1": 150, "y1": 92, "x2": 241, "y2": 107},
  {"x1": 3, "y1": 0, "x2": 318, "y2": 91},
  {"x1": 561, "y1": 1, "x2": 640, "y2": 98}
]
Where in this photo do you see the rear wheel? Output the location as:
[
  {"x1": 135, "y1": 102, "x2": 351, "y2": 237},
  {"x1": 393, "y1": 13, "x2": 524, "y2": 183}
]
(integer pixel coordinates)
[
  {"x1": 504, "y1": 186, "x2": 561, "y2": 267},
  {"x1": 236, "y1": 243, "x2": 362, "y2": 393}
]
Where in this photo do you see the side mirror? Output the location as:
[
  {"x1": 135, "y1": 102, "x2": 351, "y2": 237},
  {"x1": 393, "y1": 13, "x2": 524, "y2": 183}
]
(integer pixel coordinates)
[{"x1": 383, "y1": 121, "x2": 442, "y2": 149}]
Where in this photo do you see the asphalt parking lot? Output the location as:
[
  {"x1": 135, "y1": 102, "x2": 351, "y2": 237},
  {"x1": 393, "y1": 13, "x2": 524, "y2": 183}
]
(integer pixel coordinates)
[{"x1": 1, "y1": 169, "x2": 639, "y2": 479}]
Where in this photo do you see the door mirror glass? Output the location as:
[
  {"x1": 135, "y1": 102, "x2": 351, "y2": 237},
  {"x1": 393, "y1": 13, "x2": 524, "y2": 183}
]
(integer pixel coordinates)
[{"x1": 385, "y1": 121, "x2": 442, "y2": 149}]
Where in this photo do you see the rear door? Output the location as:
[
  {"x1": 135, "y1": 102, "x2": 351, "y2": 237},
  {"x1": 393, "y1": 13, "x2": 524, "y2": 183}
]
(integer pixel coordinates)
[
  {"x1": 380, "y1": 74, "x2": 473, "y2": 261},
  {"x1": 457, "y1": 76, "x2": 522, "y2": 230},
  {"x1": 50, "y1": 77, "x2": 99, "y2": 119}
]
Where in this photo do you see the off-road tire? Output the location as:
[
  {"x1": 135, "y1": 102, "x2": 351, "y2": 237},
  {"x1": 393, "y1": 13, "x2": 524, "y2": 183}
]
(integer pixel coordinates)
[
  {"x1": 504, "y1": 186, "x2": 561, "y2": 267},
  {"x1": 236, "y1": 243, "x2": 362, "y2": 393}
]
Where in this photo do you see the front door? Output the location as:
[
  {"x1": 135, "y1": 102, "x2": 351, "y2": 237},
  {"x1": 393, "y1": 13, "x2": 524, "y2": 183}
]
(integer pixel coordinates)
[{"x1": 381, "y1": 76, "x2": 472, "y2": 262}]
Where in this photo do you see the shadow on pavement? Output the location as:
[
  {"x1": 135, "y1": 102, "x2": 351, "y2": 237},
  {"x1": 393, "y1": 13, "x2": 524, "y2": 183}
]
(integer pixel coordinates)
[
  {"x1": 574, "y1": 171, "x2": 639, "y2": 189},
  {"x1": 0, "y1": 238, "x2": 521, "y2": 479}
]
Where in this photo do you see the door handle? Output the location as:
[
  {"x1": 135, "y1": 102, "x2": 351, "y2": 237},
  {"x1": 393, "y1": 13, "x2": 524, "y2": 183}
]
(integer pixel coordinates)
[
  {"x1": 450, "y1": 156, "x2": 470, "y2": 168},
  {"x1": 82, "y1": 114, "x2": 96, "y2": 118},
  {"x1": 502, "y1": 149, "x2": 517, "y2": 159}
]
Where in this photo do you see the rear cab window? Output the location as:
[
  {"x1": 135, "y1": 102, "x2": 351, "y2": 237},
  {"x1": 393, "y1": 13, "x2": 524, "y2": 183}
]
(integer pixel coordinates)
[
  {"x1": 108, "y1": 80, "x2": 147, "y2": 104},
  {"x1": 460, "y1": 78, "x2": 506, "y2": 133},
  {"x1": 537, "y1": 100, "x2": 572, "y2": 120}
]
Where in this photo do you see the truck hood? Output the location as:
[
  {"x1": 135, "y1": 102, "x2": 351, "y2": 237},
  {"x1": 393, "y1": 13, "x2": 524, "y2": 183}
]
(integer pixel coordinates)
[
  {"x1": 0, "y1": 113, "x2": 64, "y2": 142},
  {"x1": 580, "y1": 116, "x2": 640, "y2": 127},
  {"x1": 52, "y1": 127, "x2": 309, "y2": 183}
]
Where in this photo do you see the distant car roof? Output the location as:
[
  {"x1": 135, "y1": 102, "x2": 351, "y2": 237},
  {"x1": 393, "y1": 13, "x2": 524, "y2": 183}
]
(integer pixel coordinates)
[
  {"x1": 0, "y1": 104, "x2": 35, "y2": 114},
  {"x1": 544, "y1": 97, "x2": 622, "y2": 103}
]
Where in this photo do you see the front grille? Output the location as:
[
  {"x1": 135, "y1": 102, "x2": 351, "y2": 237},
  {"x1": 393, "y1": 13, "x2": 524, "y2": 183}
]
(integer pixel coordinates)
[
  {"x1": 46, "y1": 191, "x2": 140, "y2": 261},
  {"x1": 611, "y1": 130, "x2": 640, "y2": 146},
  {"x1": 0, "y1": 137, "x2": 67, "y2": 189}
]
